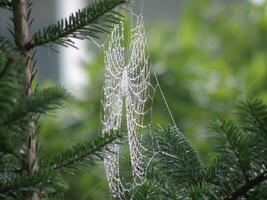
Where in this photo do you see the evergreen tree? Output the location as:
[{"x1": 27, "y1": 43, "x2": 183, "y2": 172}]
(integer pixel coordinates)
[
  {"x1": 0, "y1": 0, "x2": 126, "y2": 199},
  {"x1": 2, "y1": 1, "x2": 267, "y2": 200},
  {"x1": 127, "y1": 99, "x2": 267, "y2": 199}
]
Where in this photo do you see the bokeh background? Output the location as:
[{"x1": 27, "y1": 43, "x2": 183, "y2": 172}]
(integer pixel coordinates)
[{"x1": 3, "y1": 0, "x2": 267, "y2": 199}]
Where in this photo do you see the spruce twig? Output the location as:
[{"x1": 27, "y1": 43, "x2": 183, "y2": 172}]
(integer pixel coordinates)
[
  {"x1": 223, "y1": 171, "x2": 267, "y2": 200},
  {"x1": 0, "y1": 0, "x2": 12, "y2": 10},
  {"x1": 26, "y1": 0, "x2": 127, "y2": 49},
  {"x1": 43, "y1": 132, "x2": 121, "y2": 173}
]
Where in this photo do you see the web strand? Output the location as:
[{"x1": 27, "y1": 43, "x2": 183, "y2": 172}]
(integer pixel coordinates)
[
  {"x1": 102, "y1": 6, "x2": 180, "y2": 199},
  {"x1": 102, "y1": 16, "x2": 153, "y2": 199}
]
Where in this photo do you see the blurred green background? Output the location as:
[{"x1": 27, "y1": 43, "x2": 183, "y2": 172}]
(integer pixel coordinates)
[{"x1": 39, "y1": 0, "x2": 267, "y2": 199}]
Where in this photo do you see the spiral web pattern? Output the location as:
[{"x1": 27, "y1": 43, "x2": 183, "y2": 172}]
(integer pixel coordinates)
[{"x1": 102, "y1": 16, "x2": 151, "y2": 198}]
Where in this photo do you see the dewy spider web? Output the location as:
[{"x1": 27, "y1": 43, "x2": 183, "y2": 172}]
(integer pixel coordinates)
[{"x1": 102, "y1": 15, "x2": 153, "y2": 198}]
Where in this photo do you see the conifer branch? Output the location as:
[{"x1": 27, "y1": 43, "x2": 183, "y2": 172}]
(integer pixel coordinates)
[
  {"x1": 0, "y1": 56, "x2": 12, "y2": 80},
  {"x1": 1, "y1": 0, "x2": 127, "y2": 199},
  {"x1": 0, "y1": 87, "x2": 68, "y2": 130},
  {"x1": 0, "y1": 171, "x2": 64, "y2": 197},
  {"x1": 0, "y1": 51, "x2": 25, "y2": 157},
  {"x1": 149, "y1": 126, "x2": 203, "y2": 185},
  {"x1": 0, "y1": 36, "x2": 15, "y2": 51},
  {"x1": 0, "y1": 51, "x2": 24, "y2": 118},
  {"x1": 0, "y1": 0, "x2": 12, "y2": 10},
  {"x1": 140, "y1": 100, "x2": 267, "y2": 199},
  {"x1": 12, "y1": 1, "x2": 39, "y2": 199},
  {"x1": 42, "y1": 132, "x2": 122, "y2": 173},
  {"x1": 128, "y1": 181, "x2": 159, "y2": 200},
  {"x1": 27, "y1": 0, "x2": 127, "y2": 50},
  {"x1": 223, "y1": 171, "x2": 267, "y2": 200},
  {"x1": 213, "y1": 120, "x2": 250, "y2": 181},
  {"x1": 243, "y1": 99, "x2": 267, "y2": 136}
]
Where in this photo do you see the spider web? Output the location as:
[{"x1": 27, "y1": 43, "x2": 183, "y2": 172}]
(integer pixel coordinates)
[{"x1": 102, "y1": 16, "x2": 154, "y2": 198}]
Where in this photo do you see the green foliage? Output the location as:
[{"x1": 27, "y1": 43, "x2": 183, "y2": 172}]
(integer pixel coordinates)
[
  {"x1": 126, "y1": 181, "x2": 159, "y2": 200},
  {"x1": 0, "y1": 51, "x2": 25, "y2": 156},
  {"x1": 0, "y1": 51, "x2": 24, "y2": 116},
  {"x1": 129, "y1": 99, "x2": 267, "y2": 199},
  {"x1": 42, "y1": 132, "x2": 121, "y2": 173},
  {"x1": 0, "y1": 36, "x2": 14, "y2": 51},
  {"x1": 211, "y1": 119, "x2": 251, "y2": 183},
  {"x1": 27, "y1": 0, "x2": 126, "y2": 49},
  {"x1": 2, "y1": 0, "x2": 266, "y2": 199},
  {"x1": 146, "y1": 126, "x2": 203, "y2": 186},
  {"x1": 0, "y1": 171, "x2": 66, "y2": 199},
  {"x1": 147, "y1": 0, "x2": 267, "y2": 163},
  {"x1": 2, "y1": 87, "x2": 68, "y2": 130},
  {"x1": 0, "y1": 51, "x2": 69, "y2": 199},
  {"x1": 37, "y1": 1, "x2": 267, "y2": 198}
]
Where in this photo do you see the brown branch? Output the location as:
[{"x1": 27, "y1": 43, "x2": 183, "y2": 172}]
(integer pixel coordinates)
[
  {"x1": 223, "y1": 171, "x2": 267, "y2": 200},
  {"x1": 12, "y1": 0, "x2": 39, "y2": 200}
]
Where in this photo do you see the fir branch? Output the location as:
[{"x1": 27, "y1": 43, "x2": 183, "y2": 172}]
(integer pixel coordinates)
[
  {"x1": 128, "y1": 181, "x2": 159, "y2": 200},
  {"x1": 211, "y1": 120, "x2": 250, "y2": 181},
  {"x1": 238, "y1": 99, "x2": 267, "y2": 137},
  {"x1": 0, "y1": 51, "x2": 25, "y2": 156},
  {"x1": 148, "y1": 126, "x2": 203, "y2": 186},
  {"x1": 0, "y1": 54, "x2": 12, "y2": 80},
  {"x1": 0, "y1": 0, "x2": 12, "y2": 10},
  {"x1": 223, "y1": 171, "x2": 267, "y2": 200},
  {"x1": 0, "y1": 87, "x2": 69, "y2": 129},
  {"x1": 0, "y1": 36, "x2": 15, "y2": 51},
  {"x1": 0, "y1": 87, "x2": 68, "y2": 157},
  {"x1": 0, "y1": 51, "x2": 24, "y2": 118},
  {"x1": 42, "y1": 132, "x2": 121, "y2": 173},
  {"x1": 144, "y1": 166, "x2": 181, "y2": 200},
  {"x1": 237, "y1": 99, "x2": 267, "y2": 171},
  {"x1": 139, "y1": 100, "x2": 267, "y2": 199},
  {"x1": 188, "y1": 182, "x2": 218, "y2": 200},
  {"x1": 204, "y1": 156, "x2": 223, "y2": 183},
  {"x1": 27, "y1": 0, "x2": 127, "y2": 49},
  {"x1": 11, "y1": 3, "x2": 41, "y2": 199},
  {"x1": 0, "y1": 171, "x2": 62, "y2": 196}
]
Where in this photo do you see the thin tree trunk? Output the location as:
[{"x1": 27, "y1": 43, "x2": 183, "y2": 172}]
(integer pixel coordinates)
[{"x1": 12, "y1": 0, "x2": 39, "y2": 200}]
